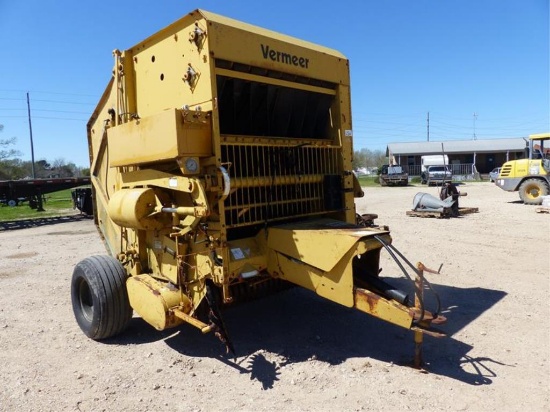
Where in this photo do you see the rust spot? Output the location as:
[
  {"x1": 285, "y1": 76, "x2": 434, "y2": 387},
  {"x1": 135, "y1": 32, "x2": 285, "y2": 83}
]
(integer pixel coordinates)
[
  {"x1": 134, "y1": 277, "x2": 161, "y2": 296},
  {"x1": 431, "y1": 315, "x2": 447, "y2": 325},
  {"x1": 408, "y1": 308, "x2": 447, "y2": 325},
  {"x1": 355, "y1": 288, "x2": 380, "y2": 314},
  {"x1": 364, "y1": 293, "x2": 379, "y2": 313}
]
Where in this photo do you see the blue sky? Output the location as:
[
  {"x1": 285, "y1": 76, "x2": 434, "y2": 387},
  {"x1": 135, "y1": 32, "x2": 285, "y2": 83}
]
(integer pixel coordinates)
[{"x1": 0, "y1": 0, "x2": 548, "y2": 167}]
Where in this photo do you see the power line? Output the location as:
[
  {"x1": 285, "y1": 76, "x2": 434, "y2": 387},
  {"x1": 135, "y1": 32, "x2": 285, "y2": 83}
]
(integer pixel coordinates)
[
  {"x1": 31, "y1": 98, "x2": 95, "y2": 106},
  {"x1": 0, "y1": 89, "x2": 97, "y2": 98},
  {"x1": 0, "y1": 115, "x2": 87, "y2": 121},
  {"x1": 0, "y1": 107, "x2": 91, "y2": 114},
  {"x1": 0, "y1": 96, "x2": 95, "y2": 105},
  {"x1": 33, "y1": 116, "x2": 88, "y2": 121}
]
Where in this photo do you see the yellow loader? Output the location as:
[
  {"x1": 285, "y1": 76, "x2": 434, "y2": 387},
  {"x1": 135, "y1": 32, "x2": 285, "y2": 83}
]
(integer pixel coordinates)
[{"x1": 495, "y1": 133, "x2": 550, "y2": 204}]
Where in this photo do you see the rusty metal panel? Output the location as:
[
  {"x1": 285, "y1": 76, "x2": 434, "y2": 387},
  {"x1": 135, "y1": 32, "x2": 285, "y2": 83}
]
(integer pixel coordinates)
[{"x1": 354, "y1": 288, "x2": 413, "y2": 329}]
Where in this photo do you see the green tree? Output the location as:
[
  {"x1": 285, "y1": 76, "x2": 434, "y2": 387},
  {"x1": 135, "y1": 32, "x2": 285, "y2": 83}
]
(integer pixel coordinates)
[
  {"x1": 0, "y1": 125, "x2": 89, "y2": 179},
  {"x1": 0, "y1": 125, "x2": 22, "y2": 161},
  {"x1": 0, "y1": 159, "x2": 27, "y2": 180},
  {"x1": 352, "y1": 150, "x2": 367, "y2": 170},
  {"x1": 353, "y1": 148, "x2": 387, "y2": 170},
  {"x1": 51, "y1": 158, "x2": 80, "y2": 178},
  {"x1": 33, "y1": 159, "x2": 52, "y2": 178},
  {"x1": 0, "y1": 125, "x2": 23, "y2": 179}
]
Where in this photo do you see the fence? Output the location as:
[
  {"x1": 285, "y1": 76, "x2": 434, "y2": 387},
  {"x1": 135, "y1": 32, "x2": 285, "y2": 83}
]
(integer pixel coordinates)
[{"x1": 403, "y1": 163, "x2": 479, "y2": 179}]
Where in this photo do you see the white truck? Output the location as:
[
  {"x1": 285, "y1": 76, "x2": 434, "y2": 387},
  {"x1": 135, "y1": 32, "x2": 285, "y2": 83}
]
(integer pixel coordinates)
[
  {"x1": 421, "y1": 155, "x2": 452, "y2": 185},
  {"x1": 379, "y1": 164, "x2": 409, "y2": 186}
]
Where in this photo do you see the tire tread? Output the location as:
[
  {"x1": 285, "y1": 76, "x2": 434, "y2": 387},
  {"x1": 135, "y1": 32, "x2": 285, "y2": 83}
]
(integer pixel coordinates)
[{"x1": 71, "y1": 255, "x2": 132, "y2": 340}]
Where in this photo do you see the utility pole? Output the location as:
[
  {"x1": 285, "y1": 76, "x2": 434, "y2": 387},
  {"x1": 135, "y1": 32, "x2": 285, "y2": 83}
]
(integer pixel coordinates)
[
  {"x1": 27, "y1": 92, "x2": 36, "y2": 178},
  {"x1": 473, "y1": 112, "x2": 478, "y2": 140},
  {"x1": 427, "y1": 111, "x2": 430, "y2": 142}
]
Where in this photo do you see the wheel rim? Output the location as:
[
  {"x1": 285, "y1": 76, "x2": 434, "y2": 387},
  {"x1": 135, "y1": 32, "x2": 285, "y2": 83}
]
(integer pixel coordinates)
[
  {"x1": 524, "y1": 184, "x2": 540, "y2": 200},
  {"x1": 78, "y1": 279, "x2": 94, "y2": 322}
]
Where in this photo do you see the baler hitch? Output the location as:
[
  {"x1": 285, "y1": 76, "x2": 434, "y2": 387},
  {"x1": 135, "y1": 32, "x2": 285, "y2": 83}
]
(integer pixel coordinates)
[
  {"x1": 374, "y1": 236, "x2": 447, "y2": 368},
  {"x1": 205, "y1": 279, "x2": 235, "y2": 355}
]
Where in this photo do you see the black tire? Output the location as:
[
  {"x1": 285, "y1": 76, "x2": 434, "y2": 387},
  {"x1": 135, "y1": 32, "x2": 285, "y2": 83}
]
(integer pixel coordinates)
[
  {"x1": 7, "y1": 199, "x2": 17, "y2": 207},
  {"x1": 518, "y1": 178, "x2": 549, "y2": 205},
  {"x1": 71, "y1": 255, "x2": 132, "y2": 340}
]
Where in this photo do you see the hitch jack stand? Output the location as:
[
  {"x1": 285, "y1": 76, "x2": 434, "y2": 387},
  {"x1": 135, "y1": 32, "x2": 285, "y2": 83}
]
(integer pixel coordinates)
[{"x1": 414, "y1": 262, "x2": 425, "y2": 369}]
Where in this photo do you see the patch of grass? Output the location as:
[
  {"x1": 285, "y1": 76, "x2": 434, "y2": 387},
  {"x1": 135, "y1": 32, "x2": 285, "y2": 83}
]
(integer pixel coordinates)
[
  {"x1": 356, "y1": 176, "x2": 380, "y2": 187},
  {"x1": 0, "y1": 189, "x2": 76, "y2": 222}
]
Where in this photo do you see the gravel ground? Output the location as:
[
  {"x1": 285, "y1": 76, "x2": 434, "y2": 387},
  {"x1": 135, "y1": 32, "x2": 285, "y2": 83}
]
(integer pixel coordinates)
[{"x1": 0, "y1": 182, "x2": 548, "y2": 411}]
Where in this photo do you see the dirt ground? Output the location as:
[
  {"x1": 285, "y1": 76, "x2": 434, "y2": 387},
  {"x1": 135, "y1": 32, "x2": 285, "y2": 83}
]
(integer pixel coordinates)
[{"x1": 0, "y1": 182, "x2": 548, "y2": 412}]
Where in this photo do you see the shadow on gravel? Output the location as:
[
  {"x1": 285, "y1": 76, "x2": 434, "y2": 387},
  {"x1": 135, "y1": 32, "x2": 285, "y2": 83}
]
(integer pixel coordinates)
[
  {"x1": 104, "y1": 281, "x2": 507, "y2": 388},
  {"x1": 0, "y1": 214, "x2": 92, "y2": 231}
]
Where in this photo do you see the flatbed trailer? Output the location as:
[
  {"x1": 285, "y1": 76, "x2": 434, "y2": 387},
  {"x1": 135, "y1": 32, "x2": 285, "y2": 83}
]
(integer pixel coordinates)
[{"x1": 0, "y1": 177, "x2": 91, "y2": 210}]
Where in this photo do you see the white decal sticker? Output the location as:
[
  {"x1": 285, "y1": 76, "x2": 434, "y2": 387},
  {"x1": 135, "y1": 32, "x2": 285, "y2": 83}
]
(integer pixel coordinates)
[{"x1": 230, "y1": 248, "x2": 245, "y2": 260}]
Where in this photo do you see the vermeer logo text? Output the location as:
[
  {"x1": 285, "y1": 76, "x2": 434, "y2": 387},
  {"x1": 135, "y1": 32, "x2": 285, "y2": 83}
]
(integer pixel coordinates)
[{"x1": 260, "y1": 44, "x2": 309, "y2": 68}]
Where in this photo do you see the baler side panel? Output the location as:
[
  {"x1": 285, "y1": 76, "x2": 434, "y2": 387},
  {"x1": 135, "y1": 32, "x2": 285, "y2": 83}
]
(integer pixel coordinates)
[{"x1": 87, "y1": 78, "x2": 125, "y2": 257}]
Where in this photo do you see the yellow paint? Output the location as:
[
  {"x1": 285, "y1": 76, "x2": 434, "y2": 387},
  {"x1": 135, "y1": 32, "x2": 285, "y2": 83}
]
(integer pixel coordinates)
[
  {"x1": 107, "y1": 188, "x2": 170, "y2": 230},
  {"x1": 108, "y1": 109, "x2": 212, "y2": 167},
  {"x1": 266, "y1": 219, "x2": 391, "y2": 307},
  {"x1": 267, "y1": 219, "x2": 389, "y2": 272},
  {"x1": 127, "y1": 274, "x2": 191, "y2": 330}
]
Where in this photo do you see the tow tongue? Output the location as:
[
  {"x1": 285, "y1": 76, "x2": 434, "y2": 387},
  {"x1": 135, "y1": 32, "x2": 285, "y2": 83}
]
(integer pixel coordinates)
[
  {"x1": 265, "y1": 218, "x2": 446, "y2": 367},
  {"x1": 266, "y1": 218, "x2": 391, "y2": 307}
]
